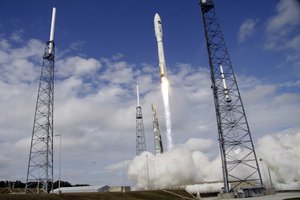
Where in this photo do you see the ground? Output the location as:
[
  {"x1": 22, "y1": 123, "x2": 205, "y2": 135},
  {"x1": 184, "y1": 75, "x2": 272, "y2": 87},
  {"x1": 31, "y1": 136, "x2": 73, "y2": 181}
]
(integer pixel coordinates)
[
  {"x1": 0, "y1": 190, "x2": 193, "y2": 200},
  {"x1": 0, "y1": 190, "x2": 299, "y2": 200}
]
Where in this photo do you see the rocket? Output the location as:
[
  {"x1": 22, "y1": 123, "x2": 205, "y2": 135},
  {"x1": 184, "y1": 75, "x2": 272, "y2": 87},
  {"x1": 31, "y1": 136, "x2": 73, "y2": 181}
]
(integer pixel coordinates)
[{"x1": 154, "y1": 13, "x2": 168, "y2": 79}]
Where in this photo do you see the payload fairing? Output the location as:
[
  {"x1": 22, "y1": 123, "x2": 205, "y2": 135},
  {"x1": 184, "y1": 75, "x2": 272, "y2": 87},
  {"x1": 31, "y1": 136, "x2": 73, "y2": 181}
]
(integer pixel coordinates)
[{"x1": 154, "y1": 13, "x2": 168, "y2": 78}]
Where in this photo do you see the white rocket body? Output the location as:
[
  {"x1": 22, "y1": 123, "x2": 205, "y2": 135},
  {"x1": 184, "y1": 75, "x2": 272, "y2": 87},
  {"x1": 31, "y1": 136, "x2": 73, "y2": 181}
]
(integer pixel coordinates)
[
  {"x1": 154, "y1": 13, "x2": 167, "y2": 78},
  {"x1": 49, "y1": 7, "x2": 56, "y2": 54}
]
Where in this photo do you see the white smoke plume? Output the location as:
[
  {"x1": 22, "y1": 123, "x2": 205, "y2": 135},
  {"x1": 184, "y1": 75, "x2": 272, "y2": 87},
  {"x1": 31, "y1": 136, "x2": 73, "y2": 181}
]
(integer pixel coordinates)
[
  {"x1": 127, "y1": 138, "x2": 222, "y2": 190},
  {"x1": 127, "y1": 131, "x2": 300, "y2": 190},
  {"x1": 256, "y1": 130, "x2": 300, "y2": 190}
]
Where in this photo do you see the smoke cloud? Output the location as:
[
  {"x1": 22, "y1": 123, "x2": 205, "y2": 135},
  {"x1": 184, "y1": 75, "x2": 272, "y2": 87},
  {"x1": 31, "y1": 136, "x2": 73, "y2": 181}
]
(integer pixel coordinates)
[
  {"x1": 127, "y1": 138, "x2": 222, "y2": 190},
  {"x1": 128, "y1": 131, "x2": 300, "y2": 190},
  {"x1": 256, "y1": 130, "x2": 300, "y2": 190}
]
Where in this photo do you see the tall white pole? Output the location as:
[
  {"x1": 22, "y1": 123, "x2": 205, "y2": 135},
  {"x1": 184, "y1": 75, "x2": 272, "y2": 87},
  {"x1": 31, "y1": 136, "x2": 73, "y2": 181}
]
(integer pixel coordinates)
[
  {"x1": 146, "y1": 155, "x2": 150, "y2": 190},
  {"x1": 55, "y1": 134, "x2": 61, "y2": 194},
  {"x1": 49, "y1": 7, "x2": 56, "y2": 54},
  {"x1": 122, "y1": 153, "x2": 125, "y2": 193},
  {"x1": 59, "y1": 135, "x2": 61, "y2": 193},
  {"x1": 49, "y1": 7, "x2": 56, "y2": 41},
  {"x1": 136, "y1": 84, "x2": 140, "y2": 107}
]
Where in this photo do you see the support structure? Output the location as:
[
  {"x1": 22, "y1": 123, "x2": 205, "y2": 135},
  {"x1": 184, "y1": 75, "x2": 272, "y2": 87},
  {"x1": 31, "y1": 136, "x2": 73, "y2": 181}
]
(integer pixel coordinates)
[
  {"x1": 198, "y1": 0, "x2": 263, "y2": 194},
  {"x1": 136, "y1": 85, "x2": 146, "y2": 155},
  {"x1": 26, "y1": 7, "x2": 56, "y2": 193},
  {"x1": 151, "y1": 103, "x2": 163, "y2": 155}
]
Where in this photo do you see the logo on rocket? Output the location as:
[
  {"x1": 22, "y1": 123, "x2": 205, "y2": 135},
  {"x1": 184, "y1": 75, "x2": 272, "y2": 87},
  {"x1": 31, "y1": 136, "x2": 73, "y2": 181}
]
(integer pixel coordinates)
[{"x1": 154, "y1": 13, "x2": 168, "y2": 79}]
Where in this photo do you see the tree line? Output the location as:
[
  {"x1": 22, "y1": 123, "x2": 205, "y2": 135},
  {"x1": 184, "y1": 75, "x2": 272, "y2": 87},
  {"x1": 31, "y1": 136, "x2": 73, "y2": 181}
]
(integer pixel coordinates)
[{"x1": 0, "y1": 180, "x2": 89, "y2": 189}]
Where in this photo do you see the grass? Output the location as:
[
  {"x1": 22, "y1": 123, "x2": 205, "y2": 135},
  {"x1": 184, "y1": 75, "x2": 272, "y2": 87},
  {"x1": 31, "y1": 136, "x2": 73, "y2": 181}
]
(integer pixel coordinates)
[{"x1": 0, "y1": 190, "x2": 193, "y2": 200}]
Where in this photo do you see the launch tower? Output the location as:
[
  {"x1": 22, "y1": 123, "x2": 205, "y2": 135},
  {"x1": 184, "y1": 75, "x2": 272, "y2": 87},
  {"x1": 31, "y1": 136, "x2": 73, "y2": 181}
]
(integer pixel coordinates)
[
  {"x1": 151, "y1": 103, "x2": 163, "y2": 154},
  {"x1": 198, "y1": 0, "x2": 263, "y2": 194},
  {"x1": 25, "y1": 8, "x2": 56, "y2": 193},
  {"x1": 136, "y1": 85, "x2": 146, "y2": 155}
]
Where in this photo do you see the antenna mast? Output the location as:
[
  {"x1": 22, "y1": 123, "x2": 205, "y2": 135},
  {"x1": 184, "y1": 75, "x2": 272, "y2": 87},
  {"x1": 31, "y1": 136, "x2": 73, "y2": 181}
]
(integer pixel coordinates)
[{"x1": 26, "y1": 7, "x2": 56, "y2": 193}]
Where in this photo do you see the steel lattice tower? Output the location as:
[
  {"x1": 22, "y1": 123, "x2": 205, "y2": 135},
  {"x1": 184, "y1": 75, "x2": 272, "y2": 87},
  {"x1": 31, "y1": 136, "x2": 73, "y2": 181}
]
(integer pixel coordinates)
[
  {"x1": 26, "y1": 8, "x2": 56, "y2": 193},
  {"x1": 136, "y1": 85, "x2": 146, "y2": 155},
  {"x1": 151, "y1": 103, "x2": 163, "y2": 155},
  {"x1": 198, "y1": 0, "x2": 263, "y2": 193}
]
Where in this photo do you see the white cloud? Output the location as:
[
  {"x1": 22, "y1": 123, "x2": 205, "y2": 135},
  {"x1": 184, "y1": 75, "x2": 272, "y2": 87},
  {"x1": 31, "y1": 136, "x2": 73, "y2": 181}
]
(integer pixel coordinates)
[
  {"x1": 0, "y1": 39, "x2": 11, "y2": 50},
  {"x1": 105, "y1": 160, "x2": 132, "y2": 173},
  {"x1": 98, "y1": 59, "x2": 136, "y2": 86},
  {"x1": 111, "y1": 53, "x2": 124, "y2": 60},
  {"x1": 238, "y1": 19, "x2": 257, "y2": 43},
  {"x1": 0, "y1": 155, "x2": 10, "y2": 169},
  {"x1": 266, "y1": 0, "x2": 300, "y2": 33},
  {"x1": 56, "y1": 56, "x2": 101, "y2": 78},
  {"x1": 264, "y1": 0, "x2": 300, "y2": 68},
  {"x1": 279, "y1": 80, "x2": 300, "y2": 88},
  {"x1": 174, "y1": 137, "x2": 213, "y2": 152},
  {"x1": 0, "y1": 39, "x2": 43, "y2": 83},
  {"x1": 236, "y1": 75, "x2": 300, "y2": 139},
  {"x1": 285, "y1": 34, "x2": 300, "y2": 51},
  {"x1": 242, "y1": 84, "x2": 276, "y2": 103},
  {"x1": 56, "y1": 41, "x2": 86, "y2": 59},
  {"x1": 10, "y1": 29, "x2": 24, "y2": 43}
]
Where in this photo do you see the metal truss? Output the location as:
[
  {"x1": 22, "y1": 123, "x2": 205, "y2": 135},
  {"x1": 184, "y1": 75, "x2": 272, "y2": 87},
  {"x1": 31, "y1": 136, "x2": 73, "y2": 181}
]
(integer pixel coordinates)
[
  {"x1": 26, "y1": 41, "x2": 55, "y2": 193},
  {"x1": 199, "y1": 0, "x2": 263, "y2": 193},
  {"x1": 136, "y1": 105, "x2": 146, "y2": 155}
]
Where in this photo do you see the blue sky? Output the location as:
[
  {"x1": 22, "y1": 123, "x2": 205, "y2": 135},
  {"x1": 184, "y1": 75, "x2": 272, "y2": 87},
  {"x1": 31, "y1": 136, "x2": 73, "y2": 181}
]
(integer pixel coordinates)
[
  {"x1": 1, "y1": 0, "x2": 297, "y2": 81},
  {"x1": 0, "y1": 0, "x2": 299, "y2": 188}
]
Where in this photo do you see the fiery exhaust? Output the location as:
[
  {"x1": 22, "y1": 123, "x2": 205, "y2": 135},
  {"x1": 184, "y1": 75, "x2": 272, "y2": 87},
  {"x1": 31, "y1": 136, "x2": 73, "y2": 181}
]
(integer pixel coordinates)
[{"x1": 161, "y1": 76, "x2": 173, "y2": 150}]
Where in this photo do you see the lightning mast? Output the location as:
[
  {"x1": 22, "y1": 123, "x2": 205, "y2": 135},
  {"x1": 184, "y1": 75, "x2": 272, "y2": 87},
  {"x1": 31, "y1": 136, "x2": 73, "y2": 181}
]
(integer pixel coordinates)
[
  {"x1": 151, "y1": 103, "x2": 163, "y2": 155},
  {"x1": 136, "y1": 85, "x2": 146, "y2": 155},
  {"x1": 26, "y1": 7, "x2": 56, "y2": 193},
  {"x1": 198, "y1": 0, "x2": 263, "y2": 194}
]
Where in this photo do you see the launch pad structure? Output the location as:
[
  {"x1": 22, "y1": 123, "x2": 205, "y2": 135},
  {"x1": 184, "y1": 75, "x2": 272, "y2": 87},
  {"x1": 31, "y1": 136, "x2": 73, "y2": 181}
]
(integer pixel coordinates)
[
  {"x1": 198, "y1": 0, "x2": 264, "y2": 196},
  {"x1": 136, "y1": 85, "x2": 147, "y2": 155},
  {"x1": 151, "y1": 103, "x2": 164, "y2": 155},
  {"x1": 25, "y1": 8, "x2": 56, "y2": 193}
]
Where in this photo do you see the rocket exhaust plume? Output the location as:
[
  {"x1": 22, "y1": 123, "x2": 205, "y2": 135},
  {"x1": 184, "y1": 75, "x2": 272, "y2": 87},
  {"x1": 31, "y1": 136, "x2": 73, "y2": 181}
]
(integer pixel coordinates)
[
  {"x1": 161, "y1": 77, "x2": 173, "y2": 149},
  {"x1": 154, "y1": 13, "x2": 173, "y2": 150}
]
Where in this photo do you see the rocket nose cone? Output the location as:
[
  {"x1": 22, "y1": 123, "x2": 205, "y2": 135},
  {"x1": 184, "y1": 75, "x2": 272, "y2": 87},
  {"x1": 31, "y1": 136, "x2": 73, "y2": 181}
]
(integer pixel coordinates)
[
  {"x1": 154, "y1": 13, "x2": 163, "y2": 39},
  {"x1": 154, "y1": 13, "x2": 161, "y2": 22}
]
